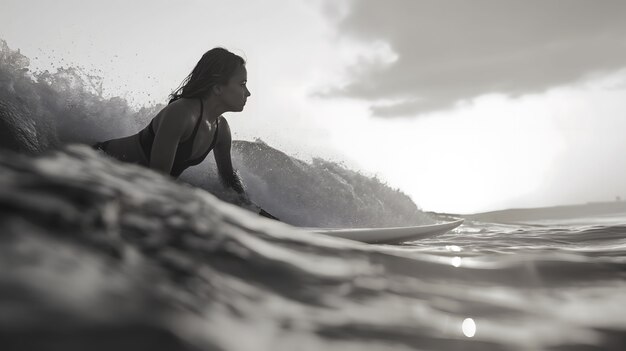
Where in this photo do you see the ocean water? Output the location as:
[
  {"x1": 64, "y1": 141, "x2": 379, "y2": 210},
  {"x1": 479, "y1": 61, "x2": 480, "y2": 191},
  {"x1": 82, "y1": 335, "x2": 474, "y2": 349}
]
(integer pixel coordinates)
[
  {"x1": 393, "y1": 217, "x2": 626, "y2": 349},
  {"x1": 1, "y1": 40, "x2": 626, "y2": 350}
]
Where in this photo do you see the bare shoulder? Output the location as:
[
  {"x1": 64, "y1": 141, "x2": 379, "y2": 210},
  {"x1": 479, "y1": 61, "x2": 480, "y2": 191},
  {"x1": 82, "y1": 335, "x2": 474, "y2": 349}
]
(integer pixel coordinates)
[
  {"x1": 218, "y1": 115, "x2": 230, "y2": 127},
  {"x1": 154, "y1": 98, "x2": 200, "y2": 132},
  {"x1": 218, "y1": 115, "x2": 232, "y2": 135},
  {"x1": 167, "y1": 98, "x2": 200, "y2": 114},
  {"x1": 215, "y1": 115, "x2": 232, "y2": 146}
]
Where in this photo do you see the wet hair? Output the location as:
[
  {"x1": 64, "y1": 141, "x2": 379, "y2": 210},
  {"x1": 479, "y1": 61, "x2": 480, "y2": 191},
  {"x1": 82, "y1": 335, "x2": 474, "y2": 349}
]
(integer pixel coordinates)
[{"x1": 169, "y1": 48, "x2": 245, "y2": 104}]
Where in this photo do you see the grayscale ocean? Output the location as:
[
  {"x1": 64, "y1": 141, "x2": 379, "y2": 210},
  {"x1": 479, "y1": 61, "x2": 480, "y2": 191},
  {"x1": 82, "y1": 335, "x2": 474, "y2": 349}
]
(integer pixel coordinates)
[{"x1": 1, "y1": 39, "x2": 625, "y2": 351}]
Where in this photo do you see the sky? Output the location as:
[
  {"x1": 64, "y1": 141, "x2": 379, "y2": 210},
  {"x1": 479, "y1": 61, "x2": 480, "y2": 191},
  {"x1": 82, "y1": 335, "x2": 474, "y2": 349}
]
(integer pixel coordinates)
[{"x1": 2, "y1": 0, "x2": 626, "y2": 214}]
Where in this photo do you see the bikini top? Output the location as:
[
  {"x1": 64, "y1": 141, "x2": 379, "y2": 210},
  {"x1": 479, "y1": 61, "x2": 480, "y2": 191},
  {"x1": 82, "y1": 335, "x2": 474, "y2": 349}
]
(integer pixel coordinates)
[{"x1": 139, "y1": 99, "x2": 219, "y2": 177}]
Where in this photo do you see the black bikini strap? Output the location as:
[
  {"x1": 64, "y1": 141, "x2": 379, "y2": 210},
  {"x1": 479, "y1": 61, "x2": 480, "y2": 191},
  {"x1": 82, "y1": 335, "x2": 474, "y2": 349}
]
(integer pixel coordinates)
[{"x1": 189, "y1": 99, "x2": 204, "y2": 137}]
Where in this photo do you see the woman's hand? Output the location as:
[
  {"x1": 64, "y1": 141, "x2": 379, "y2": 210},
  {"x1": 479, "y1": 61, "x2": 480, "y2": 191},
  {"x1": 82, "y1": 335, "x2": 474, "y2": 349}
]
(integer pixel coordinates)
[
  {"x1": 258, "y1": 208, "x2": 280, "y2": 220},
  {"x1": 240, "y1": 197, "x2": 280, "y2": 221}
]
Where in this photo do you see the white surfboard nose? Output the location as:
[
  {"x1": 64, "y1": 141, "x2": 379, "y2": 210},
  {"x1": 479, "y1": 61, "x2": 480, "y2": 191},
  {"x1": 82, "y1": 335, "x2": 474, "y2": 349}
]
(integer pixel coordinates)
[{"x1": 307, "y1": 219, "x2": 464, "y2": 244}]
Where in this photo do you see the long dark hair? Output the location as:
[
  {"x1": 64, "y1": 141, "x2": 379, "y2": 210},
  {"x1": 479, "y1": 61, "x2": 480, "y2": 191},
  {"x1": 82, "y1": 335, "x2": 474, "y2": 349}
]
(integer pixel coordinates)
[{"x1": 169, "y1": 48, "x2": 245, "y2": 104}]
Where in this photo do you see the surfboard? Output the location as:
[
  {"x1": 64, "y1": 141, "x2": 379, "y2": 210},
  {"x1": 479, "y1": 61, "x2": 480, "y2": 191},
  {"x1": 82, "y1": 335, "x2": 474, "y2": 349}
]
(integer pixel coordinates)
[{"x1": 308, "y1": 219, "x2": 464, "y2": 244}]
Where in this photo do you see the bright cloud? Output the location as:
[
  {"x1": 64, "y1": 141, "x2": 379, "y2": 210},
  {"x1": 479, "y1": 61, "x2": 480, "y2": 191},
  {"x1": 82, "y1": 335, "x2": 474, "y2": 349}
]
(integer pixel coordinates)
[{"x1": 319, "y1": 0, "x2": 626, "y2": 117}]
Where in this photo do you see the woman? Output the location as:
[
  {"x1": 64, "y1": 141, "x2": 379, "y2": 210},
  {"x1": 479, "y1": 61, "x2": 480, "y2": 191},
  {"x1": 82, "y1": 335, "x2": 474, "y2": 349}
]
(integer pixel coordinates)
[{"x1": 94, "y1": 48, "x2": 276, "y2": 219}]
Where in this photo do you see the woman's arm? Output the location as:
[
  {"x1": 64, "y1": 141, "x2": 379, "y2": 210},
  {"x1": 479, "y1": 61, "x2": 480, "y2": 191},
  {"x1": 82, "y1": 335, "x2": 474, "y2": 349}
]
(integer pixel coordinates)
[
  {"x1": 213, "y1": 117, "x2": 279, "y2": 220},
  {"x1": 213, "y1": 116, "x2": 247, "y2": 198},
  {"x1": 150, "y1": 103, "x2": 193, "y2": 174}
]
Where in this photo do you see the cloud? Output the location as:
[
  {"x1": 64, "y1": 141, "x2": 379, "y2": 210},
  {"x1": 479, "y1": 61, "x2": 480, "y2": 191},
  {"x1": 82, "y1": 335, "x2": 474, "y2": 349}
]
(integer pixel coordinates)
[{"x1": 320, "y1": 0, "x2": 626, "y2": 117}]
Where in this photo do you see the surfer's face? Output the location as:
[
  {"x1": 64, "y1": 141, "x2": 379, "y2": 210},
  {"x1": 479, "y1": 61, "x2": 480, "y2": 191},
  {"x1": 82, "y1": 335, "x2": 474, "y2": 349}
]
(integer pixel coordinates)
[{"x1": 217, "y1": 65, "x2": 250, "y2": 112}]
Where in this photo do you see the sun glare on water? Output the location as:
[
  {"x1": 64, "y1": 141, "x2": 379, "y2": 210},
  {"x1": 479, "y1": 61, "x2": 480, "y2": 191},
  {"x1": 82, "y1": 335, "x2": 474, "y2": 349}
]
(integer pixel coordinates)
[{"x1": 462, "y1": 318, "x2": 476, "y2": 337}]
